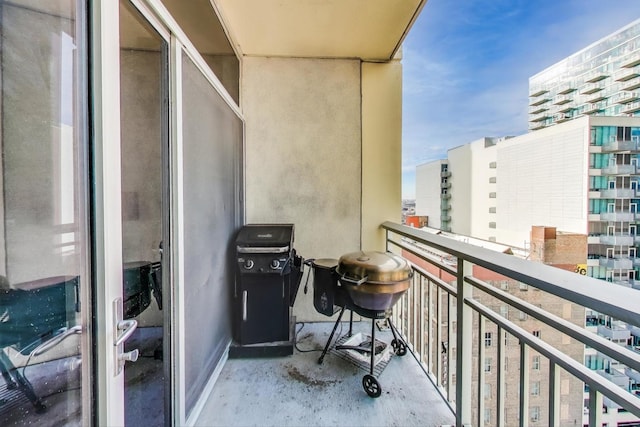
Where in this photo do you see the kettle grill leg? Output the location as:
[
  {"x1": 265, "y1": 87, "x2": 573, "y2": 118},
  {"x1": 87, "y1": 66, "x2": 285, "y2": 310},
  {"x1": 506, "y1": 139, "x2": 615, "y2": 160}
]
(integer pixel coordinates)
[{"x1": 317, "y1": 306, "x2": 346, "y2": 364}]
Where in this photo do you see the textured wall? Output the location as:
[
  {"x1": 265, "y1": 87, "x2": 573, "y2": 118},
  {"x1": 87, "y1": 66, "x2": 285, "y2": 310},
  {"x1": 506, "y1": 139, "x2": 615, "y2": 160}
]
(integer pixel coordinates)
[
  {"x1": 361, "y1": 61, "x2": 403, "y2": 250},
  {"x1": 496, "y1": 119, "x2": 590, "y2": 247},
  {"x1": 242, "y1": 57, "x2": 362, "y2": 320}
]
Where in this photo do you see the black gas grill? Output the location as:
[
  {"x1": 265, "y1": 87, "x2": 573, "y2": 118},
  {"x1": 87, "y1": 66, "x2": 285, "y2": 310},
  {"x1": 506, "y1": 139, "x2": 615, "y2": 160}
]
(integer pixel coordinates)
[{"x1": 231, "y1": 224, "x2": 303, "y2": 357}]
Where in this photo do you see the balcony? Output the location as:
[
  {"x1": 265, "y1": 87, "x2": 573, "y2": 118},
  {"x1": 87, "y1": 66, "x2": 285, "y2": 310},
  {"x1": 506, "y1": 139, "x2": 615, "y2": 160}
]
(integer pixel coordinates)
[
  {"x1": 196, "y1": 321, "x2": 455, "y2": 426},
  {"x1": 529, "y1": 87, "x2": 549, "y2": 97},
  {"x1": 599, "y1": 234, "x2": 636, "y2": 246},
  {"x1": 621, "y1": 51, "x2": 640, "y2": 68},
  {"x1": 621, "y1": 101, "x2": 640, "y2": 114},
  {"x1": 602, "y1": 136, "x2": 639, "y2": 152},
  {"x1": 441, "y1": 171, "x2": 451, "y2": 178},
  {"x1": 599, "y1": 257, "x2": 634, "y2": 269},
  {"x1": 602, "y1": 163, "x2": 637, "y2": 175},
  {"x1": 529, "y1": 111, "x2": 551, "y2": 122},
  {"x1": 600, "y1": 210, "x2": 638, "y2": 222},
  {"x1": 529, "y1": 105, "x2": 548, "y2": 114},
  {"x1": 612, "y1": 92, "x2": 640, "y2": 104},
  {"x1": 558, "y1": 103, "x2": 576, "y2": 113},
  {"x1": 441, "y1": 181, "x2": 451, "y2": 189},
  {"x1": 614, "y1": 67, "x2": 640, "y2": 82},
  {"x1": 553, "y1": 94, "x2": 573, "y2": 105},
  {"x1": 584, "y1": 69, "x2": 609, "y2": 83},
  {"x1": 581, "y1": 83, "x2": 605, "y2": 94},
  {"x1": 582, "y1": 102, "x2": 605, "y2": 115},
  {"x1": 554, "y1": 113, "x2": 572, "y2": 123},
  {"x1": 600, "y1": 188, "x2": 637, "y2": 198},
  {"x1": 586, "y1": 93, "x2": 608, "y2": 104},
  {"x1": 529, "y1": 97, "x2": 550, "y2": 107},
  {"x1": 556, "y1": 82, "x2": 576, "y2": 95},
  {"x1": 621, "y1": 77, "x2": 640, "y2": 91},
  {"x1": 598, "y1": 325, "x2": 632, "y2": 341},
  {"x1": 193, "y1": 225, "x2": 640, "y2": 427},
  {"x1": 441, "y1": 193, "x2": 451, "y2": 200}
]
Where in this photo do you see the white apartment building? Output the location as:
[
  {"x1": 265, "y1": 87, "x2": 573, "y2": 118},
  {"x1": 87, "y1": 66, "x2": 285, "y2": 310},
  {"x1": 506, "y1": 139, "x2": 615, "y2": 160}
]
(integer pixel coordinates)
[
  {"x1": 416, "y1": 159, "x2": 448, "y2": 231},
  {"x1": 415, "y1": 137, "x2": 504, "y2": 239}
]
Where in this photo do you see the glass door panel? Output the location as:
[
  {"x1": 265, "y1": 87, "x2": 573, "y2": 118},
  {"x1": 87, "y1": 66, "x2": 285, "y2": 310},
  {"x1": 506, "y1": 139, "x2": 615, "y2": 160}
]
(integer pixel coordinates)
[
  {"x1": 0, "y1": 1, "x2": 90, "y2": 425},
  {"x1": 119, "y1": 1, "x2": 169, "y2": 425}
]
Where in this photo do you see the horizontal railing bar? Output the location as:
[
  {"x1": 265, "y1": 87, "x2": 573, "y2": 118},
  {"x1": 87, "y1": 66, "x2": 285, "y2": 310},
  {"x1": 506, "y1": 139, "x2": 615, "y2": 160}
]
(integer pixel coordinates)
[
  {"x1": 464, "y1": 297, "x2": 640, "y2": 417},
  {"x1": 410, "y1": 265, "x2": 457, "y2": 297},
  {"x1": 382, "y1": 222, "x2": 640, "y2": 328},
  {"x1": 465, "y1": 275, "x2": 640, "y2": 372},
  {"x1": 387, "y1": 236, "x2": 457, "y2": 277}
]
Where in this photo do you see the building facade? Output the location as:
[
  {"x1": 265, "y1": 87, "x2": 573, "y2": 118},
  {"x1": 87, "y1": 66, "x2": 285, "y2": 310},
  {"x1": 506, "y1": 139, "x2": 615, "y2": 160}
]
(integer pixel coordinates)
[
  {"x1": 415, "y1": 137, "x2": 504, "y2": 239},
  {"x1": 529, "y1": 19, "x2": 640, "y2": 131}
]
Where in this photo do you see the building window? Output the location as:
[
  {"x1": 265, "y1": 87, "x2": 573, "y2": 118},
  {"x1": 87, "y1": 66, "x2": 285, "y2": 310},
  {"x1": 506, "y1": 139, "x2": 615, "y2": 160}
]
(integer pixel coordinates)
[
  {"x1": 531, "y1": 381, "x2": 540, "y2": 396},
  {"x1": 532, "y1": 355, "x2": 541, "y2": 371},
  {"x1": 519, "y1": 283, "x2": 529, "y2": 291},
  {"x1": 500, "y1": 281, "x2": 509, "y2": 290},
  {"x1": 484, "y1": 383, "x2": 492, "y2": 398},
  {"x1": 519, "y1": 310, "x2": 528, "y2": 321},
  {"x1": 485, "y1": 332, "x2": 493, "y2": 347},
  {"x1": 484, "y1": 408, "x2": 491, "y2": 424},
  {"x1": 533, "y1": 330, "x2": 541, "y2": 338},
  {"x1": 485, "y1": 357, "x2": 492, "y2": 373},
  {"x1": 500, "y1": 305, "x2": 509, "y2": 319},
  {"x1": 530, "y1": 406, "x2": 540, "y2": 422}
]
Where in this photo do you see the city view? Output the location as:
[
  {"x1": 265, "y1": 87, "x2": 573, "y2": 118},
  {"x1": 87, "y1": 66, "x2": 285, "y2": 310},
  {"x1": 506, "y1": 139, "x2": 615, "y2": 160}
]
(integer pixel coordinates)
[{"x1": 404, "y1": 3, "x2": 640, "y2": 426}]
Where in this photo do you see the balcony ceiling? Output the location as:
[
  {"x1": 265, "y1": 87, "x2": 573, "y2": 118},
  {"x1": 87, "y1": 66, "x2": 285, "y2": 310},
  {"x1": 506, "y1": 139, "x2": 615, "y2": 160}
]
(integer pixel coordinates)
[{"x1": 213, "y1": 0, "x2": 427, "y2": 61}]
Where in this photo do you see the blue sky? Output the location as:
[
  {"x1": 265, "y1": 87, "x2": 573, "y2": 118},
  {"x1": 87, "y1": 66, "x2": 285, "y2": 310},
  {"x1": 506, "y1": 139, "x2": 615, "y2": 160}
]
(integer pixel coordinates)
[{"x1": 402, "y1": 0, "x2": 640, "y2": 199}]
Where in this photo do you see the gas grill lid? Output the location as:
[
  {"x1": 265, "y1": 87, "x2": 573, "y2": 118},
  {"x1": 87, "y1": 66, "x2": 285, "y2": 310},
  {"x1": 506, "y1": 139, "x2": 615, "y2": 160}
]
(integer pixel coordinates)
[{"x1": 236, "y1": 224, "x2": 294, "y2": 253}]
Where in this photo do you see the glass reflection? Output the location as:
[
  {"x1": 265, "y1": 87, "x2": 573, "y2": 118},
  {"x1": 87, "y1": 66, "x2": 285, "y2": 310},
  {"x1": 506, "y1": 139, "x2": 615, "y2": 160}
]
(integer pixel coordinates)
[{"x1": 0, "y1": 1, "x2": 89, "y2": 426}]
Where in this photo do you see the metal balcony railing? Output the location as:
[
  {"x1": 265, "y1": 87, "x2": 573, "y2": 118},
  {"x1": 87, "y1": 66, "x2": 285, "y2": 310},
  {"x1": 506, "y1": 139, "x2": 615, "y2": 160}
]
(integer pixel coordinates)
[{"x1": 381, "y1": 222, "x2": 640, "y2": 427}]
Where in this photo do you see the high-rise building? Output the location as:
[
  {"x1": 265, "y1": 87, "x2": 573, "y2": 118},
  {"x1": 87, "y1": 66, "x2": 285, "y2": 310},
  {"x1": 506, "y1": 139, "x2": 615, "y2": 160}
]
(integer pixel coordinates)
[
  {"x1": 415, "y1": 116, "x2": 640, "y2": 426},
  {"x1": 528, "y1": 19, "x2": 640, "y2": 131}
]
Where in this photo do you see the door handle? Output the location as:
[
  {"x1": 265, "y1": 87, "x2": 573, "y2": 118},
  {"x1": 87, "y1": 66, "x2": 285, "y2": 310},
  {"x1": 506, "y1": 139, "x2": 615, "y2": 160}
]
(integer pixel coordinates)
[
  {"x1": 113, "y1": 297, "x2": 139, "y2": 375},
  {"x1": 242, "y1": 290, "x2": 248, "y2": 321},
  {"x1": 115, "y1": 319, "x2": 138, "y2": 347}
]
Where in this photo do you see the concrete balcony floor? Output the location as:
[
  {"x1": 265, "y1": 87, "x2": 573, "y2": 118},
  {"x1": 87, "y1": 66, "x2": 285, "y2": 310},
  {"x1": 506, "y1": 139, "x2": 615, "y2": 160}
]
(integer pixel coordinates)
[{"x1": 195, "y1": 321, "x2": 455, "y2": 427}]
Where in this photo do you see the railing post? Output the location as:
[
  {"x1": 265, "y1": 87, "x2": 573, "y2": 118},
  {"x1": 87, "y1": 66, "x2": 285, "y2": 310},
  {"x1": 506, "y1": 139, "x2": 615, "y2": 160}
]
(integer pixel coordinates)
[
  {"x1": 456, "y1": 259, "x2": 473, "y2": 427},
  {"x1": 588, "y1": 388, "x2": 603, "y2": 427}
]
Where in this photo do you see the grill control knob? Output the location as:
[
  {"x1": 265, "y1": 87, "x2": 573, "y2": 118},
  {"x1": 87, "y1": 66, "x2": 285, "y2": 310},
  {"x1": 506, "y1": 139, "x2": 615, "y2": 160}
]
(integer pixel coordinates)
[
  {"x1": 244, "y1": 259, "x2": 254, "y2": 270},
  {"x1": 270, "y1": 259, "x2": 280, "y2": 269}
]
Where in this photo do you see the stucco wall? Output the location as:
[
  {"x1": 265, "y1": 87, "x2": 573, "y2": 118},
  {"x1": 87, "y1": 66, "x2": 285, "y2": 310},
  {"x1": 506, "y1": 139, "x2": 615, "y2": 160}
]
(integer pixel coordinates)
[
  {"x1": 361, "y1": 61, "x2": 403, "y2": 250},
  {"x1": 242, "y1": 57, "x2": 362, "y2": 320}
]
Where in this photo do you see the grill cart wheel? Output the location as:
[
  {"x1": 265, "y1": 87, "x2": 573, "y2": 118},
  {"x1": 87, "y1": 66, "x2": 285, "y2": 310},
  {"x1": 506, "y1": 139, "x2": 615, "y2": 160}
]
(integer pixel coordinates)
[
  {"x1": 362, "y1": 374, "x2": 382, "y2": 398},
  {"x1": 391, "y1": 339, "x2": 407, "y2": 356}
]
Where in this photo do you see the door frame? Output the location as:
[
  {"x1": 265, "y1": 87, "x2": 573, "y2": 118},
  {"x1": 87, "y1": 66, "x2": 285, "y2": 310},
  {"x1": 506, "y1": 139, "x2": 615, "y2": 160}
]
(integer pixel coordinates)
[
  {"x1": 91, "y1": 1, "x2": 126, "y2": 425},
  {"x1": 92, "y1": 0, "x2": 243, "y2": 425}
]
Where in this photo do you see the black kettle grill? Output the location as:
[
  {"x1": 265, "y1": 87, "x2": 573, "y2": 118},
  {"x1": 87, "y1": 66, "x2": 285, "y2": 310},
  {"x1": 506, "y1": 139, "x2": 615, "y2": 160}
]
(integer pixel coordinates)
[{"x1": 310, "y1": 251, "x2": 413, "y2": 398}]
